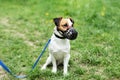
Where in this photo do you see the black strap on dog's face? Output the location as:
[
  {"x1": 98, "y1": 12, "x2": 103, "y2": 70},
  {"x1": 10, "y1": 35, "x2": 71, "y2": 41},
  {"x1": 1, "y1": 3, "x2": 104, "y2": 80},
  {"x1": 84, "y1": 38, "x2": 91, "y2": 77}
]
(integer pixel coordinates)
[
  {"x1": 54, "y1": 28, "x2": 67, "y2": 39},
  {"x1": 54, "y1": 33, "x2": 66, "y2": 39},
  {"x1": 55, "y1": 27, "x2": 78, "y2": 40}
]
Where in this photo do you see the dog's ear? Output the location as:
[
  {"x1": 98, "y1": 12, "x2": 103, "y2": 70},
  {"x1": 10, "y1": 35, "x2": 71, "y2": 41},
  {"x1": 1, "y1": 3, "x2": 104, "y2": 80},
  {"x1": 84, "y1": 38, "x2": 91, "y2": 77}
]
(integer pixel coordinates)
[
  {"x1": 69, "y1": 18, "x2": 74, "y2": 24},
  {"x1": 53, "y1": 17, "x2": 62, "y2": 26}
]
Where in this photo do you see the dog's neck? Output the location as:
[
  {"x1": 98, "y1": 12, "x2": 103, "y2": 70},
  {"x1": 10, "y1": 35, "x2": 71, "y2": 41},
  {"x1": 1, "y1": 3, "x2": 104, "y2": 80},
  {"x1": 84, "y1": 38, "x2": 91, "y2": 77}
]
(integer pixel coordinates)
[{"x1": 54, "y1": 27, "x2": 66, "y2": 39}]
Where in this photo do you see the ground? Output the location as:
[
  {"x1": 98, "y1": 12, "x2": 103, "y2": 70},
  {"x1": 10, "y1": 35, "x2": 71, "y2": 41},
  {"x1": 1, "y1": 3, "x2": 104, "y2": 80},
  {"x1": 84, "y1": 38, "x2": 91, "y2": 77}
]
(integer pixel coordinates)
[{"x1": 0, "y1": 0, "x2": 120, "y2": 80}]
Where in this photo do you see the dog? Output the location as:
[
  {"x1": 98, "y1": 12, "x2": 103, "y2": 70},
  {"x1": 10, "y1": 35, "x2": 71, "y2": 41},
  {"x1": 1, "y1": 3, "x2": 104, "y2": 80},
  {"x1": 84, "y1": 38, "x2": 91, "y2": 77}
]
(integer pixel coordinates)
[{"x1": 41, "y1": 17, "x2": 78, "y2": 75}]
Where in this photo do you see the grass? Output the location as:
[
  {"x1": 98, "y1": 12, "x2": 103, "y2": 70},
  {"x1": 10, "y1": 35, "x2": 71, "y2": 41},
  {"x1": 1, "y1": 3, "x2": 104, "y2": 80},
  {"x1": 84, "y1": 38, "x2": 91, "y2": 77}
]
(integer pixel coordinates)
[{"x1": 0, "y1": 0, "x2": 120, "y2": 80}]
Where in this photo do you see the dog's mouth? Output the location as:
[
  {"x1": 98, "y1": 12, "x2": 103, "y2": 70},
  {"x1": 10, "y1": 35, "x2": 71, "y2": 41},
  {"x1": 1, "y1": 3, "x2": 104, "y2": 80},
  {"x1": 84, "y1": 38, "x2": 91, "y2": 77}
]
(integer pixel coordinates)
[
  {"x1": 55, "y1": 27, "x2": 78, "y2": 40},
  {"x1": 62, "y1": 27, "x2": 78, "y2": 40}
]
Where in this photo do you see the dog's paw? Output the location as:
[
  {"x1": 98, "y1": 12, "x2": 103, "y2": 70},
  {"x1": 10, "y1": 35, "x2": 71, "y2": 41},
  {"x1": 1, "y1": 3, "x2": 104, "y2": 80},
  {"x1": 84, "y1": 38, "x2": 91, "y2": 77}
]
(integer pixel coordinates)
[
  {"x1": 41, "y1": 66, "x2": 46, "y2": 70},
  {"x1": 52, "y1": 69, "x2": 57, "y2": 73},
  {"x1": 63, "y1": 72, "x2": 69, "y2": 76}
]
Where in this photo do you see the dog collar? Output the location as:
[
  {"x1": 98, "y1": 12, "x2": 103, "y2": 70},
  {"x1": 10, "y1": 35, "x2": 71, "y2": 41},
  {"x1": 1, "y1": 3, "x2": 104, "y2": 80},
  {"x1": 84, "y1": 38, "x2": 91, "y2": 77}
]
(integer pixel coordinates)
[{"x1": 54, "y1": 33, "x2": 66, "y2": 39}]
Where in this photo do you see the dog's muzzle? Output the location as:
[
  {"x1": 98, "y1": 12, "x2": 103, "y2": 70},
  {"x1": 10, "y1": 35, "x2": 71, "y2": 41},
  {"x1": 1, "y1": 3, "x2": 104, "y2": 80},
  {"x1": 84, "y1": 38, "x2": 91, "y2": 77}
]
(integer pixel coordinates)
[{"x1": 62, "y1": 27, "x2": 78, "y2": 40}]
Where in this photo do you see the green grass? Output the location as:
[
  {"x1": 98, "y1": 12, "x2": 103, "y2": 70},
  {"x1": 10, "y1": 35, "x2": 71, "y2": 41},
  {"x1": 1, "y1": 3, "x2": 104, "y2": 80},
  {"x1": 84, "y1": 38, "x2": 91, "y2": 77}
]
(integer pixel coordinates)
[{"x1": 0, "y1": 0, "x2": 120, "y2": 80}]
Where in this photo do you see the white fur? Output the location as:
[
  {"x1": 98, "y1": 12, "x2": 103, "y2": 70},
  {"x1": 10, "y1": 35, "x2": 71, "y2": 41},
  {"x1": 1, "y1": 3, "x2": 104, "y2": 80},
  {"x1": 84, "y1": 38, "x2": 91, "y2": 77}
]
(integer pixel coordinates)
[
  {"x1": 41, "y1": 28, "x2": 70, "y2": 75},
  {"x1": 41, "y1": 19, "x2": 72, "y2": 75},
  {"x1": 67, "y1": 19, "x2": 72, "y2": 27}
]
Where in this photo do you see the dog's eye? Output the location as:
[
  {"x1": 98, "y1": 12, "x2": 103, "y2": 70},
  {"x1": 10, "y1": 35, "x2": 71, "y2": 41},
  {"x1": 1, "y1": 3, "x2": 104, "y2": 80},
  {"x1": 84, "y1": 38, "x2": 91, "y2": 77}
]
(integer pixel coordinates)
[{"x1": 63, "y1": 24, "x2": 68, "y2": 27}]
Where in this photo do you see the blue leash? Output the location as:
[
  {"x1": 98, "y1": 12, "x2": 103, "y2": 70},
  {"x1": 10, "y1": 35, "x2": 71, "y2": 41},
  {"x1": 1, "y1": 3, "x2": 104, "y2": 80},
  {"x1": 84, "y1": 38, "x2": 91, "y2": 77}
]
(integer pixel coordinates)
[{"x1": 0, "y1": 39, "x2": 51, "y2": 78}]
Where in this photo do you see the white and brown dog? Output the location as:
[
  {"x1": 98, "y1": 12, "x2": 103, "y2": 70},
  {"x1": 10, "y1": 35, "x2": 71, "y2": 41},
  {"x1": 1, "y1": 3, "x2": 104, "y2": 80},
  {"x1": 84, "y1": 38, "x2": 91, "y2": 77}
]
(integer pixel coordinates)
[{"x1": 41, "y1": 17, "x2": 78, "y2": 75}]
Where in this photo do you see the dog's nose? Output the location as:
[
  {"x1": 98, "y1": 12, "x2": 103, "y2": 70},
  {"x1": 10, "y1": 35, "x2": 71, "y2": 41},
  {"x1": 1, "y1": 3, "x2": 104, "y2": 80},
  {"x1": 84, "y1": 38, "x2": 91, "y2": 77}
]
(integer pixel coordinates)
[
  {"x1": 63, "y1": 27, "x2": 78, "y2": 40},
  {"x1": 68, "y1": 28, "x2": 78, "y2": 40}
]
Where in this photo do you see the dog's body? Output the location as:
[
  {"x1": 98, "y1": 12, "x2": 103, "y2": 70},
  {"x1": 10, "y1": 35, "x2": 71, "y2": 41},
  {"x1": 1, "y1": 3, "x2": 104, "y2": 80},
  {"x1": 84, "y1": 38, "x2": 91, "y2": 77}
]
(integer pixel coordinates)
[{"x1": 41, "y1": 17, "x2": 77, "y2": 75}]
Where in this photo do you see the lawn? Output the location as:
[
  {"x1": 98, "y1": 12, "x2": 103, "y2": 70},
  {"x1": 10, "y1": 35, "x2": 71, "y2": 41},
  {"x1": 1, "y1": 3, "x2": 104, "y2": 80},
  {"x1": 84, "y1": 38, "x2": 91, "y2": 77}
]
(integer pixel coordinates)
[{"x1": 0, "y1": 0, "x2": 120, "y2": 80}]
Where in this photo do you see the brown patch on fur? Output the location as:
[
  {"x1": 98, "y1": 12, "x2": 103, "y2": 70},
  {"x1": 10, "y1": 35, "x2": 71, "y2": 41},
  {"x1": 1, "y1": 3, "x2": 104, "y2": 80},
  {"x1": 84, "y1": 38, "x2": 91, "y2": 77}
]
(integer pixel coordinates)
[
  {"x1": 53, "y1": 17, "x2": 73, "y2": 31},
  {"x1": 58, "y1": 19, "x2": 68, "y2": 31},
  {"x1": 58, "y1": 19, "x2": 72, "y2": 31}
]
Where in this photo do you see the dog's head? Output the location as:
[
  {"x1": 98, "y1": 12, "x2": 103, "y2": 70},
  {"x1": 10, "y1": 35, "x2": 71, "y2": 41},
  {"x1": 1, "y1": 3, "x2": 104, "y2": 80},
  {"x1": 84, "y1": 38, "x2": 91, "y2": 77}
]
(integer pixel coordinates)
[{"x1": 53, "y1": 17, "x2": 78, "y2": 40}]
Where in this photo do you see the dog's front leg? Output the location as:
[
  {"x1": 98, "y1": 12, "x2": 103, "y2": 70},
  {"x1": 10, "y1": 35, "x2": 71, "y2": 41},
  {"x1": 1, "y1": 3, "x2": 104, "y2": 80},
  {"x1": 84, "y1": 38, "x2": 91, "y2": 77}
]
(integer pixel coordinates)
[
  {"x1": 41, "y1": 55, "x2": 52, "y2": 70},
  {"x1": 63, "y1": 54, "x2": 70, "y2": 76},
  {"x1": 51, "y1": 55, "x2": 57, "y2": 73}
]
